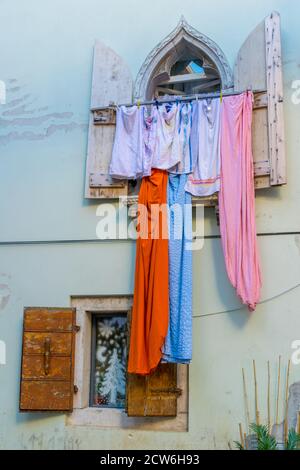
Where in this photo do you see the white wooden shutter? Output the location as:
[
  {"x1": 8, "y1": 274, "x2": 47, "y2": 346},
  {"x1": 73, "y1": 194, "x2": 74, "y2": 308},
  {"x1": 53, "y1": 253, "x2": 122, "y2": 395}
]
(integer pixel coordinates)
[
  {"x1": 85, "y1": 41, "x2": 133, "y2": 198},
  {"x1": 234, "y1": 11, "x2": 286, "y2": 188}
]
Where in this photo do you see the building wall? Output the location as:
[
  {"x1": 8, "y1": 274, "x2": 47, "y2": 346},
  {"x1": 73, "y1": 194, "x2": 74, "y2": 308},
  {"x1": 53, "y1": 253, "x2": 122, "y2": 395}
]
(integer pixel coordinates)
[{"x1": 0, "y1": 0, "x2": 299, "y2": 449}]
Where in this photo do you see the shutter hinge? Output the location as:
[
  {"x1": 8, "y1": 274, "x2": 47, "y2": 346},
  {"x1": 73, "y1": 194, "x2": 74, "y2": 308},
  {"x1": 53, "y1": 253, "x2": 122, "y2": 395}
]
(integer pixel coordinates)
[
  {"x1": 74, "y1": 385, "x2": 79, "y2": 394},
  {"x1": 92, "y1": 107, "x2": 116, "y2": 125},
  {"x1": 74, "y1": 325, "x2": 80, "y2": 333}
]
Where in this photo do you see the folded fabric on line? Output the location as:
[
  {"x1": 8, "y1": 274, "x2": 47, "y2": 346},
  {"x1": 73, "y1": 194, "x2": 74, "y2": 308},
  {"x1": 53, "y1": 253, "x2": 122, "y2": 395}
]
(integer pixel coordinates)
[
  {"x1": 128, "y1": 169, "x2": 169, "y2": 375},
  {"x1": 219, "y1": 92, "x2": 262, "y2": 311},
  {"x1": 109, "y1": 105, "x2": 144, "y2": 179},
  {"x1": 162, "y1": 173, "x2": 193, "y2": 364},
  {"x1": 169, "y1": 101, "x2": 197, "y2": 175},
  {"x1": 185, "y1": 98, "x2": 221, "y2": 196}
]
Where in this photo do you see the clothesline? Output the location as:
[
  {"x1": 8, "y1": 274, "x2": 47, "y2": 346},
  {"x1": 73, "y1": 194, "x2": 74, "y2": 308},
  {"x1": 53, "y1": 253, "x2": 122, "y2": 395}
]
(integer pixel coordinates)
[
  {"x1": 91, "y1": 88, "x2": 266, "y2": 110},
  {"x1": 123, "y1": 92, "x2": 262, "y2": 374}
]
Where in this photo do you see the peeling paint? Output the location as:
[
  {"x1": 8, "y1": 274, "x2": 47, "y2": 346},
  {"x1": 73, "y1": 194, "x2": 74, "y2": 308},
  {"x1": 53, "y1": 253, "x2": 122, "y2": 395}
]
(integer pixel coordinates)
[
  {"x1": 0, "y1": 122, "x2": 87, "y2": 144},
  {"x1": 4, "y1": 94, "x2": 31, "y2": 109},
  {"x1": 0, "y1": 79, "x2": 87, "y2": 143},
  {"x1": 7, "y1": 86, "x2": 21, "y2": 93},
  {"x1": 0, "y1": 284, "x2": 10, "y2": 311},
  {"x1": 3, "y1": 105, "x2": 38, "y2": 116},
  {"x1": 0, "y1": 112, "x2": 74, "y2": 127}
]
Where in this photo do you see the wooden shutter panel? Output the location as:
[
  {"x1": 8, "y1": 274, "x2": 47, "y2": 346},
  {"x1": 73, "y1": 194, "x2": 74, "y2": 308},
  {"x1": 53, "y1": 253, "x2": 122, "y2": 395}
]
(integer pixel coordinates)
[
  {"x1": 20, "y1": 307, "x2": 77, "y2": 412},
  {"x1": 126, "y1": 309, "x2": 181, "y2": 417},
  {"x1": 85, "y1": 41, "x2": 133, "y2": 198},
  {"x1": 234, "y1": 11, "x2": 286, "y2": 188},
  {"x1": 127, "y1": 364, "x2": 180, "y2": 417}
]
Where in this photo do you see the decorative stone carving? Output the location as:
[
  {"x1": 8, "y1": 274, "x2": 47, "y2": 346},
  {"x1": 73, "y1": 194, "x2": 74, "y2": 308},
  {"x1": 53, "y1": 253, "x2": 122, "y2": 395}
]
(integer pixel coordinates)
[{"x1": 134, "y1": 16, "x2": 233, "y2": 100}]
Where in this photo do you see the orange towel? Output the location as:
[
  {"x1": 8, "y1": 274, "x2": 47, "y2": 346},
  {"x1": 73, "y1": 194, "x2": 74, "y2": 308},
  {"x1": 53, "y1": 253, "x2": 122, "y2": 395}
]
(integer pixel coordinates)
[{"x1": 128, "y1": 169, "x2": 169, "y2": 375}]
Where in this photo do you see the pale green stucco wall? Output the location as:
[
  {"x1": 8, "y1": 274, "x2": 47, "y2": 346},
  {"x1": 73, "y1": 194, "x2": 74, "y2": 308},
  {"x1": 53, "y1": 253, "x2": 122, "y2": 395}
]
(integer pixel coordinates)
[{"x1": 0, "y1": 0, "x2": 299, "y2": 450}]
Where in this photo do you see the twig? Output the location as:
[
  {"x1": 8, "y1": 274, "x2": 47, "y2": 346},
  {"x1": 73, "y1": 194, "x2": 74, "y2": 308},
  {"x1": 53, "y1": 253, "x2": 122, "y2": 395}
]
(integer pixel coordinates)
[
  {"x1": 239, "y1": 423, "x2": 245, "y2": 448},
  {"x1": 242, "y1": 368, "x2": 250, "y2": 431},
  {"x1": 276, "y1": 355, "x2": 281, "y2": 425},
  {"x1": 267, "y1": 361, "x2": 271, "y2": 430},
  {"x1": 284, "y1": 359, "x2": 291, "y2": 443},
  {"x1": 244, "y1": 433, "x2": 248, "y2": 450},
  {"x1": 298, "y1": 413, "x2": 300, "y2": 450},
  {"x1": 253, "y1": 360, "x2": 260, "y2": 425}
]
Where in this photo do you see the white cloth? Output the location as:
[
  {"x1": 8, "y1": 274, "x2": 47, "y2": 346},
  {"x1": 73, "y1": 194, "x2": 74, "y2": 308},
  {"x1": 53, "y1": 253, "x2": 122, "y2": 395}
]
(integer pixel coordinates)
[
  {"x1": 151, "y1": 103, "x2": 181, "y2": 170},
  {"x1": 169, "y1": 102, "x2": 197, "y2": 174},
  {"x1": 185, "y1": 98, "x2": 221, "y2": 196},
  {"x1": 109, "y1": 105, "x2": 144, "y2": 179},
  {"x1": 142, "y1": 105, "x2": 158, "y2": 177},
  {"x1": 110, "y1": 103, "x2": 183, "y2": 179}
]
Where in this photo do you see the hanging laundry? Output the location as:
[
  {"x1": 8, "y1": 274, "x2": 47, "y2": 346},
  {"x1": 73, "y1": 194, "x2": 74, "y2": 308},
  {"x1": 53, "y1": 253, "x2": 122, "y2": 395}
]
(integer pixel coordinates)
[
  {"x1": 163, "y1": 173, "x2": 193, "y2": 364},
  {"x1": 151, "y1": 103, "x2": 181, "y2": 170},
  {"x1": 142, "y1": 105, "x2": 158, "y2": 177},
  {"x1": 185, "y1": 98, "x2": 221, "y2": 196},
  {"x1": 109, "y1": 105, "x2": 144, "y2": 179},
  {"x1": 219, "y1": 92, "x2": 262, "y2": 311},
  {"x1": 169, "y1": 102, "x2": 197, "y2": 174},
  {"x1": 128, "y1": 169, "x2": 169, "y2": 375}
]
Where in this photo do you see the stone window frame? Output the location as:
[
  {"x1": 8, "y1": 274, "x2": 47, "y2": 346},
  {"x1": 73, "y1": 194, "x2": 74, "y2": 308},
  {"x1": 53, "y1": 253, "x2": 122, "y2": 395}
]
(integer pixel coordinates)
[{"x1": 67, "y1": 295, "x2": 189, "y2": 431}]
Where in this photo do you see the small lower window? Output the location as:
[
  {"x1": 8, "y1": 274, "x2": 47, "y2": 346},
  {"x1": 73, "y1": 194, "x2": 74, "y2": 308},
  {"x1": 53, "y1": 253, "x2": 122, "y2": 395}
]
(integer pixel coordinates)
[{"x1": 90, "y1": 313, "x2": 127, "y2": 408}]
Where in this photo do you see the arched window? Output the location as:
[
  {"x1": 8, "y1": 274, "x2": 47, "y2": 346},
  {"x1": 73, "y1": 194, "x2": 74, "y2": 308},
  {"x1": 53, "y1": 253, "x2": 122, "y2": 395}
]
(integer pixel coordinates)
[
  {"x1": 85, "y1": 12, "x2": 286, "y2": 199},
  {"x1": 133, "y1": 16, "x2": 233, "y2": 101}
]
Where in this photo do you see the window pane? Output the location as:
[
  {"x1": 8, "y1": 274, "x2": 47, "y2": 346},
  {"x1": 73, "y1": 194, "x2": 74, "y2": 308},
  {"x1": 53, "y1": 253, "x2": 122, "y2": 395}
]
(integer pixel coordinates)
[{"x1": 91, "y1": 315, "x2": 127, "y2": 408}]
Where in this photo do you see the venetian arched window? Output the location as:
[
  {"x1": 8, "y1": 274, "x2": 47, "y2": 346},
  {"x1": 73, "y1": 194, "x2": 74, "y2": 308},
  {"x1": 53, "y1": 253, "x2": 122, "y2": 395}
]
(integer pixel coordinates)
[{"x1": 133, "y1": 16, "x2": 233, "y2": 101}]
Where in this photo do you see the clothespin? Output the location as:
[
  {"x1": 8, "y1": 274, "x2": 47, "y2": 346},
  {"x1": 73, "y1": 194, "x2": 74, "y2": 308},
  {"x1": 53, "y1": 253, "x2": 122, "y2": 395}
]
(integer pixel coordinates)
[
  {"x1": 137, "y1": 99, "x2": 141, "y2": 109},
  {"x1": 220, "y1": 89, "x2": 223, "y2": 103}
]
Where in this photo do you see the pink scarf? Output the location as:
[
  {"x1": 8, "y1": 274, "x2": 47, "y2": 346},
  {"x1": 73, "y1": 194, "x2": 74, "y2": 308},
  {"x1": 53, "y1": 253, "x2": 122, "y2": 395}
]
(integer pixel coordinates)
[{"x1": 219, "y1": 92, "x2": 262, "y2": 311}]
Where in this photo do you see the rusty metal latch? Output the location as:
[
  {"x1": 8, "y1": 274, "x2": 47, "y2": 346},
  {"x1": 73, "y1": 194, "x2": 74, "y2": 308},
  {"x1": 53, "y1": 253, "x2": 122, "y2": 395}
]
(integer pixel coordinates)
[
  {"x1": 44, "y1": 337, "x2": 51, "y2": 376},
  {"x1": 74, "y1": 325, "x2": 80, "y2": 333},
  {"x1": 92, "y1": 107, "x2": 116, "y2": 125},
  {"x1": 73, "y1": 385, "x2": 79, "y2": 394},
  {"x1": 150, "y1": 387, "x2": 182, "y2": 397}
]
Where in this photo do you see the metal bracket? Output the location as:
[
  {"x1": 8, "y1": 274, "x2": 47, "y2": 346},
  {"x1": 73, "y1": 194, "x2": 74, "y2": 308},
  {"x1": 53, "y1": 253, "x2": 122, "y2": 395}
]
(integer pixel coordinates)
[{"x1": 92, "y1": 107, "x2": 116, "y2": 125}]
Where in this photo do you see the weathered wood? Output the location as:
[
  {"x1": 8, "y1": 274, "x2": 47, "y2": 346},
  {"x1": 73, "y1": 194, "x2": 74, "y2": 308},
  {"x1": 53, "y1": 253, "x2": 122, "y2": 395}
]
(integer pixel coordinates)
[
  {"x1": 20, "y1": 382, "x2": 72, "y2": 411},
  {"x1": 23, "y1": 332, "x2": 72, "y2": 355},
  {"x1": 127, "y1": 364, "x2": 179, "y2": 417},
  {"x1": 85, "y1": 41, "x2": 133, "y2": 198},
  {"x1": 160, "y1": 72, "x2": 207, "y2": 84},
  {"x1": 156, "y1": 86, "x2": 187, "y2": 96},
  {"x1": 234, "y1": 12, "x2": 286, "y2": 189},
  {"x1": 20, "y1": 307, "x2": 77, "y2": 412},
  {"x1": 234, "y1": 20, "x2": 267, "y2": 91},
  {"x1": 22, "y1": 356, "x2": 71, "y2": 380},
  {"x1": 265, "y1": 12, "x2": 286, "y2": 185},
  {"x1": 24, "y1": 308, "x2": 74, "y2": 332},
  {"x1": 89, "y1": 172, "x2": 126, "y2": 189},
  {"x1": 252, "y1": 92, "x2": 270, "y2": 189}
]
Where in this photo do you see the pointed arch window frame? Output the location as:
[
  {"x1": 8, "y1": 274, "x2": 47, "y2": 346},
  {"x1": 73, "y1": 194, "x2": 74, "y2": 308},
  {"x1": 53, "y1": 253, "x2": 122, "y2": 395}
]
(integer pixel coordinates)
[{"x1": 133, "y1": 16, "x2": 234, "y2": 101}]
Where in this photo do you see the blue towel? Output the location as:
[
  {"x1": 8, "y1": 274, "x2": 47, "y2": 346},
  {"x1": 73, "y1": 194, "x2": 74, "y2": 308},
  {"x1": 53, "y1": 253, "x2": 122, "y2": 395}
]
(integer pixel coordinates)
[{"x1": 162, "y1": 173, "x2": 193, "y2": 363}]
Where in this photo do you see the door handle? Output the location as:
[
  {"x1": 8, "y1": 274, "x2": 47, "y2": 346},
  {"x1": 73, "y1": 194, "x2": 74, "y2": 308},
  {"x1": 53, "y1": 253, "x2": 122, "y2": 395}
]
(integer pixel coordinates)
[{"x1": 44, "y1": 337, "x2": 51, "y2": 376}]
